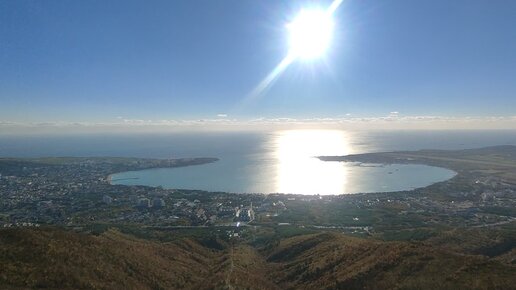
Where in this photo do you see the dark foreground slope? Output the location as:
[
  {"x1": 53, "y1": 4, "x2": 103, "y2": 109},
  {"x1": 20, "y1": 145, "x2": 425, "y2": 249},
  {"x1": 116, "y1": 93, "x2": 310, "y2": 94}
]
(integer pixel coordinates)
[
  {"x1": 1, "y1": 228, "x2": 515, "y2": 290},
  {"x1": 0, "y1": 228, "x2": 218, "y2": 289},
  {"x1": 267, "y1": 233, "x2": 516, "y2": 290}
]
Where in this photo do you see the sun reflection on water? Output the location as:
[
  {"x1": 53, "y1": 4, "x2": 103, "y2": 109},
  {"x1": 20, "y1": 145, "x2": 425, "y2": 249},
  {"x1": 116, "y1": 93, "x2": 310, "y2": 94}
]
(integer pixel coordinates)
[{"x1": 273, "y1": 130, "x2": 351, "y2": 195}]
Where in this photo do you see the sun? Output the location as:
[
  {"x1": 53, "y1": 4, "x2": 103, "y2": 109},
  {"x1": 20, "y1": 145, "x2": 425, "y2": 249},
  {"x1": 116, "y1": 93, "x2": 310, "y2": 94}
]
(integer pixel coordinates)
[
  {"x1": 245, "y1": 0, "x2": 343, "y2": 100},
  {"x1": 287, "y1": 9, "x2": 334, "y2": 60}
]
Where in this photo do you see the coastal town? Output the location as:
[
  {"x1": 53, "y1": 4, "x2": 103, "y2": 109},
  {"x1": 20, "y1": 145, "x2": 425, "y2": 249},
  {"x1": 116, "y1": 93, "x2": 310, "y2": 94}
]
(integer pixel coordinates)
[{"x1": 1, "y1": 150, "x2": 515, "y2": 240}]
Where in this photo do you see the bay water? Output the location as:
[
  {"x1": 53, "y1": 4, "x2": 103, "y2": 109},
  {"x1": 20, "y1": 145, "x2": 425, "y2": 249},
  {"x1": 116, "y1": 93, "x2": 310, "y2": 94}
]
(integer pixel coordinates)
[{"x1": 1, "y1": 130, "x2": 515, "y2": 195}]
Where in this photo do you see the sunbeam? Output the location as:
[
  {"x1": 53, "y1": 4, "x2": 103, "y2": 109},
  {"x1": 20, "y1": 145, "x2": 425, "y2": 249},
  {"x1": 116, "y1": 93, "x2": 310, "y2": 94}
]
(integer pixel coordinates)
[
  {"x1": 244, "y1": 53, "x2": 296, "y2": 104},
  {"x1": 242, "y1": 0, "x2": 344, "y2": 102}
]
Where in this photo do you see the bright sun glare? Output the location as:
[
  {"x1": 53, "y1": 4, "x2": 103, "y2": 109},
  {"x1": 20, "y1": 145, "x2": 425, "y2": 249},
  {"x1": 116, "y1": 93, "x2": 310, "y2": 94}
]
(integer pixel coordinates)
[
  {"x1": 245, "y1": 0, "x2": 343, "y2": 100},
  {"x1": 288, "y1": 9, "x2": 334, "y2": 60}
]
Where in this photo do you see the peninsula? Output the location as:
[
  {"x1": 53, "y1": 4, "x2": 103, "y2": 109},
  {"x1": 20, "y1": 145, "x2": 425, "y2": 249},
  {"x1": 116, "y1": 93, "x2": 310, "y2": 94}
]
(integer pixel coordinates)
[{"x1": 319, "y1": 145, "x2": 516, "y2": 185}]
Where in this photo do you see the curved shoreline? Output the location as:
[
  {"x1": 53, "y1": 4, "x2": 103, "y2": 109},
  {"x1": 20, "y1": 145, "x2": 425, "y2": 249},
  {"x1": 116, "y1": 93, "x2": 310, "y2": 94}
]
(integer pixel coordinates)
[
  {"x1": 107, "y1": 146, "x2": 516, "y2": 195},
  {"x1": 109, "y1": 162, "x2": 456, "y2": 195},
  {"x1": 106, "y1": 157, "x2": 219, "y2": 185},
  {"x1": 318, "y1": 145, "x2": 516, "y2": 188}
]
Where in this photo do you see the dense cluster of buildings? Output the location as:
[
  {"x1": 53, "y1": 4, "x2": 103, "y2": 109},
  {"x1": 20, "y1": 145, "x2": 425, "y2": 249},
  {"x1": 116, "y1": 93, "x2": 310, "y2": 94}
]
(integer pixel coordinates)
[{"x1": 0, "y1": 158, "x2": 290, "y2": 227}]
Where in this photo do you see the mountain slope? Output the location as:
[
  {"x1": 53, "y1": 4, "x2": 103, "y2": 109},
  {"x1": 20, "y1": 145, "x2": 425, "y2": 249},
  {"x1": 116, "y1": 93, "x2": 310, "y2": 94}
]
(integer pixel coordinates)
[
  {"x1": 267, "y1": 233, "x2": 516, "y2": 290},
  {"x1": 0, "y1": 227, "x2": 218, "y2": 289},
  {"x1": 1, "y1": 228, "x2": 515, "y2": 289}
]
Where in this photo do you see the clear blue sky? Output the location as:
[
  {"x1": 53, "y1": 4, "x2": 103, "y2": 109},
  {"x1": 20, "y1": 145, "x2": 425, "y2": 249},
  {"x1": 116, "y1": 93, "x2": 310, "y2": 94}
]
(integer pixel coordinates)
[{"x1": 1, "y1": 0, "x2": 515, "y2": 123}]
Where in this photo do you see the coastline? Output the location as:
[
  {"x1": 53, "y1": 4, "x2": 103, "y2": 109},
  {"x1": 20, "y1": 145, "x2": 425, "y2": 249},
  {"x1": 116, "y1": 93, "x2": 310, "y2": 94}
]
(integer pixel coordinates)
[
  {"x1": 106, "y1": 157, "x2": 219, "y2": 185},
  {"x1": 108, "y1": 157, "x2": 457, "y2": 195},
  {"x1": 106, "y1": 146, "x2": 516, "y2": 195},
  {"x1": 318, "y1": 145, "x2": 516, "y2": 186}
]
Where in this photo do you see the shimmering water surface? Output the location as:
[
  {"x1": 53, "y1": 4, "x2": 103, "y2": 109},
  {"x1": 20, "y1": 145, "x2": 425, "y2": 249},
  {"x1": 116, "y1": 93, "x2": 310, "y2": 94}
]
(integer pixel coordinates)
[
  {"x1": 109, "y1": 130, "x2": 457, "y2": 194},
  {"x1": 2, "y1": 130, "x2": 516, "y2": 195}
]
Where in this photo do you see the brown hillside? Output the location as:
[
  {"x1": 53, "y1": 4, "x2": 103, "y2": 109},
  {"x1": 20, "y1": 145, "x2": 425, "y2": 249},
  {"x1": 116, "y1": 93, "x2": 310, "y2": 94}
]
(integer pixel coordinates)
[
  {"x1": 267, "y1": 233, "x2": 516, "y2": 290},
  {"x1": 0, "y1": 227, "x2": 217, "y2": 290},
  {"x1": 1, "y1": 228, "x2": 515, "y2": 290}
]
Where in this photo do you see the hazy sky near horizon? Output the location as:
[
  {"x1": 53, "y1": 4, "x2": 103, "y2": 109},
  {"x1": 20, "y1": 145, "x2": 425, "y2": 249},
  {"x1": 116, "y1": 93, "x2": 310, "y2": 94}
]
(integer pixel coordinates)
[{"x1": 1, "y1": 0, "x2": 516, "y2": 125}]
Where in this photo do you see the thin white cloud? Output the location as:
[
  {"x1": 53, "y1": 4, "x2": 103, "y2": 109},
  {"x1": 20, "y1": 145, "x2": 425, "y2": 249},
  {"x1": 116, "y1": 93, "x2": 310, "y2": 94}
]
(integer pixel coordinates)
[{"x1": 1, "y1": 115, "x2": 516, "y2": 134}]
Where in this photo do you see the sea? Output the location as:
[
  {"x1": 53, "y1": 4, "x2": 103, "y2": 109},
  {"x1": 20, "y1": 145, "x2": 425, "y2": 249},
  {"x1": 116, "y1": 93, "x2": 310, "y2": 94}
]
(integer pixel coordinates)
[{"x1": 1, "y1": 130, "x2": 515, "y2": 195}]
